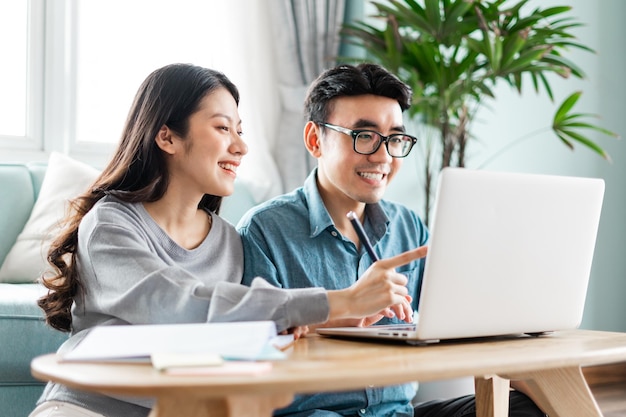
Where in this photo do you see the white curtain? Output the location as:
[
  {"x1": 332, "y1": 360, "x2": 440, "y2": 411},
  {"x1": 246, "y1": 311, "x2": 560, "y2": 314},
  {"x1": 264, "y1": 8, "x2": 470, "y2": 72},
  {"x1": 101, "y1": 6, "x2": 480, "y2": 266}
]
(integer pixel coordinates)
[
  {"x1": 221, "y1": 1, "x2": 284, "y2": 202},
  {"x1": 267, "y1": 0, "x2": 347, "y2": 193}
]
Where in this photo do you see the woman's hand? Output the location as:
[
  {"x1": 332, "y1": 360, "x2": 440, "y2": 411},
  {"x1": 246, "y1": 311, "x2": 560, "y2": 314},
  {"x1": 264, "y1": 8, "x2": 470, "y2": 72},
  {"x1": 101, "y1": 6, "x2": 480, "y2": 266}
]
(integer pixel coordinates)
[
  {"x1": 326, "y1": 245, "x2": 427, "y2": 323},
  {"x1": 279, "y1": 325, "x2": 309, "y2": 340}
]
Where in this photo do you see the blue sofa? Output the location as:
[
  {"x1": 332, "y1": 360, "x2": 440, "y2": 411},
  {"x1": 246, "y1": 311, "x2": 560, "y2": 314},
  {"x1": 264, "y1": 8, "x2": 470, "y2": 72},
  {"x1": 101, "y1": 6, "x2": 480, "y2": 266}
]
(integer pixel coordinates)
[
  {"x1": 0, "y1": 162, "x2": 68, "y2": 417},
  {"x1": 0, "y1": 161, "x2": 257, "y2": 417}
]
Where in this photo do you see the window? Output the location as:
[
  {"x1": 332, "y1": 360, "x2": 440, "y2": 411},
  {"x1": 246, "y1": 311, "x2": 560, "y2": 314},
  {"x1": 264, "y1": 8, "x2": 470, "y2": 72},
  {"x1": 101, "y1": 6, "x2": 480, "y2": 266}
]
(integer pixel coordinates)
[
  {"x1": 0, "y1": 0, "x2": 43, "y2": 149},
  {"x1": 73, "y1": 0, "x2": 241, "y2": 146},
  {"x1": 1, "y1": 0, "x2": 282, "y2": 200}
]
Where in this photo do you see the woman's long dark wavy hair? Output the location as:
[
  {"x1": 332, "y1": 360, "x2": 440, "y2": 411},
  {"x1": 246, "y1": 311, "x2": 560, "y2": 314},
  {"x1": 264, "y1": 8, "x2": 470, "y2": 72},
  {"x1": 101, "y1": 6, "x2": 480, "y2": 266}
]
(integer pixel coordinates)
[{"x1": 38, "y1": 63, "x2": 240, "y2": 332}]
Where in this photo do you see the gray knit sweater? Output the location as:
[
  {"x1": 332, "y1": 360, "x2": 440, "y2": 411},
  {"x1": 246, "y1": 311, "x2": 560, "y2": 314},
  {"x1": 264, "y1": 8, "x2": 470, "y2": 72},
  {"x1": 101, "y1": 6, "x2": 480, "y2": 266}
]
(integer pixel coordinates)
[{"x1": 37, "y1": 196, "x2": 329, "y2": 416}]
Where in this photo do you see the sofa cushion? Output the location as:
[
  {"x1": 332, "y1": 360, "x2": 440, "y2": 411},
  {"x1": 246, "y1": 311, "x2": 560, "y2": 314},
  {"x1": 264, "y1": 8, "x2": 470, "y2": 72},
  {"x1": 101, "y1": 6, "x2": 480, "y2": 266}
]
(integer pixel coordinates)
[
  {"x1": 0, "y1": 164, "x2": 39, "y2": 268},
  {"x1": 0, "y1": 386, "x2": 48, "y2": 417},
  {"x1": 0, "y1": 283, "x2": 68, "y2": 382},
  {"x1": 0, "y1": 153, "x2": 100, "y2": 283}
]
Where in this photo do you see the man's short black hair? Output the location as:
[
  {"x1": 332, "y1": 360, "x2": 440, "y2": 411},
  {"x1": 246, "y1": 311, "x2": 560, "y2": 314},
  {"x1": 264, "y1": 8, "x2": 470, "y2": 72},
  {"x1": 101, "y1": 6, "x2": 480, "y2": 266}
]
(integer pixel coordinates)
[{"x1": 304, "y1": 63, "x2": 412, "y2": 123}]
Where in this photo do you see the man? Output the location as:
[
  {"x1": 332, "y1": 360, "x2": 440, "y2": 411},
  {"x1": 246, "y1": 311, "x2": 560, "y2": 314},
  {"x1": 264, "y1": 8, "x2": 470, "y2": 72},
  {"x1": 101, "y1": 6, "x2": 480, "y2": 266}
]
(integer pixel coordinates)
[{"x1": 237, "y1": 63, "x2": 544, "y2": 417}]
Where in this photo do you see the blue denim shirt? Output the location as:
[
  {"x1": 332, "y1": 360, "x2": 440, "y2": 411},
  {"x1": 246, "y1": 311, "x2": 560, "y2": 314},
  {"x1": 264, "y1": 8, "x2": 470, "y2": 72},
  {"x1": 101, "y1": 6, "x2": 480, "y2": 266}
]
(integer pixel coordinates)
[{"x1": 237, "y1": 169, "x2": 429, "y2": 417}]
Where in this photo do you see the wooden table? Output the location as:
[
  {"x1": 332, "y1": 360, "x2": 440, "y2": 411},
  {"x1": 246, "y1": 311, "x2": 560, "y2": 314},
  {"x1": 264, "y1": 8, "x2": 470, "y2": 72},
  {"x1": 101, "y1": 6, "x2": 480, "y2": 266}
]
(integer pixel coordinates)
[{"x1": 31, "y1": 329, "x2": 626, "y2": 417}]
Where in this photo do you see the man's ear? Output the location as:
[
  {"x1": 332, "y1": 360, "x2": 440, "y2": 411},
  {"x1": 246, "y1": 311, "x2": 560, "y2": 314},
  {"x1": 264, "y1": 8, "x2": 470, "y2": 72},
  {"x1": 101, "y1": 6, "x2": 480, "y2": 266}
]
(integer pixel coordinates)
[
  {"x1": 155, "y1": 125, "x2": 176, "y2": 155},
  {"x1": 304, "y1": 121, "x2": 322, "y2": 158}
]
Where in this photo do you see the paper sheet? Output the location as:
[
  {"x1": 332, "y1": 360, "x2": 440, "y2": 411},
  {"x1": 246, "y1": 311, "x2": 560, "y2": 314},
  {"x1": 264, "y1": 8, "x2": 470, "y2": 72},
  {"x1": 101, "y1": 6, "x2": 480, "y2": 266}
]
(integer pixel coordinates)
[{"x1": 62, "y1": 321, "x2": 278, "y2": 363}]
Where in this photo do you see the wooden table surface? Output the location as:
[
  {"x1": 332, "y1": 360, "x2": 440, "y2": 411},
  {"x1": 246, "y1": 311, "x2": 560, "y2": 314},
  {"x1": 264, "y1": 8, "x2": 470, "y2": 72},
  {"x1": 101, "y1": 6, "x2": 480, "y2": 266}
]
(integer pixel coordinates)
[{"x1": 31, "y1": 329, "x2": 626, "y2": 417}]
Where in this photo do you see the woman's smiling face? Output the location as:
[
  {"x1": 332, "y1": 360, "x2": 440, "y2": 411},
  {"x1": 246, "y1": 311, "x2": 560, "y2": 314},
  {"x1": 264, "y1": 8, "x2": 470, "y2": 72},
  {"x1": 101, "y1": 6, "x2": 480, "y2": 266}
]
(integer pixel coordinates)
[{"x1": 169, "y1": 87, "x2": 248, "y2": 198}]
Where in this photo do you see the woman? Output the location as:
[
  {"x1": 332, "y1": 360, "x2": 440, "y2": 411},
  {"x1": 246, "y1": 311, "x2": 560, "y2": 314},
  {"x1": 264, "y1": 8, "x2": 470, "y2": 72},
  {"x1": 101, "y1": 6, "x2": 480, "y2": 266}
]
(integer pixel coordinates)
[{"x1": 31, "y1": 63, "x2": 425, "y2": 417}]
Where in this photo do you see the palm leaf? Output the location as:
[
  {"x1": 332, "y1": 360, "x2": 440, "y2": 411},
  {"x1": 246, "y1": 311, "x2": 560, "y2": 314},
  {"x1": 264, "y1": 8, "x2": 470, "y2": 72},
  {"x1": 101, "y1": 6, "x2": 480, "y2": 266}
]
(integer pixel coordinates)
[
  {"x1": 341, "y1": 0, "x2": 614, "y2": 215},
  {"x1": 554, "y1": 131, "x2": 576, "y2": 150},
  {"x1": 541, "y1": 54, "x2": 585, "y2": 78},
  {"x1": 555, "y1": 129, "x2": 611, "y2": 160},
  {"x1": 499, "y1": 47, "x2": 550, "y2": 74},
  {"x1": 553, "y1": 91, "x2": 582, "y2": 123},
  {"x1": 538, "y1": 72, "x2": 554, "y2": 100},
  {"x1": 538, "y1": 6, "x2": 572, "y2": 18},
  {"x1": 500, "y1": 32, "x2": 529, "y2": 69}
]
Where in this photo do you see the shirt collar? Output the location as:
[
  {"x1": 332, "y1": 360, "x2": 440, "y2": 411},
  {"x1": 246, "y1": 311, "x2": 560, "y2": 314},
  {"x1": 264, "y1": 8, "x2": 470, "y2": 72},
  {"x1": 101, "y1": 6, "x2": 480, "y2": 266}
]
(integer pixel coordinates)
[
  {"x1": 364, "y1": 201, "x2": 389, "y2": 244},
  {"x1": 302, "y1": 168, "x2": 390, "y2": 241}
]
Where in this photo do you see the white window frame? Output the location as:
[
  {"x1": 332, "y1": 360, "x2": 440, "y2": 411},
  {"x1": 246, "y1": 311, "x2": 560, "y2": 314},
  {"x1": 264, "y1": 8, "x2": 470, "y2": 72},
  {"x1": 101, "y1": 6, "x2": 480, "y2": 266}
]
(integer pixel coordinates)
[
  {"x1": 1, "y1": 0, "x2": 114, "y2": 166},
  {"x1": 44, "y1": 0, "x2": 114, "y2": 167},
  {"x1": 0, "y1": 0, "x2": 44, "y2": 157}
]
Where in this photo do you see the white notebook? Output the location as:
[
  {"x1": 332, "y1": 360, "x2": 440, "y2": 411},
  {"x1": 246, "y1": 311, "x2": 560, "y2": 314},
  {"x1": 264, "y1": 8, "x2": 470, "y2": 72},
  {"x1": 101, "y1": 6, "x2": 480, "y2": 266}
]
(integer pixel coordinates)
[
  {"x1": 63, "y1": 321, "x2": 280, "y2": 362},
  {"x1": 318, "y1": 168, "x2": 605, "y2": 344}
]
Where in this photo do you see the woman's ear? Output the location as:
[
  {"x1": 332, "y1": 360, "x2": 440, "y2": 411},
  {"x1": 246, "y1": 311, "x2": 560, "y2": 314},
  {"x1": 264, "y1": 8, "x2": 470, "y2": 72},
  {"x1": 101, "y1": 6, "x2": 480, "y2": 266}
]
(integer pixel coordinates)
[
  {"x1": 155, "y1": 125, "x2": 176, "y2": 155},
  {"x1": 304, "y1": 121, "x2": 322, "y2": 158}
]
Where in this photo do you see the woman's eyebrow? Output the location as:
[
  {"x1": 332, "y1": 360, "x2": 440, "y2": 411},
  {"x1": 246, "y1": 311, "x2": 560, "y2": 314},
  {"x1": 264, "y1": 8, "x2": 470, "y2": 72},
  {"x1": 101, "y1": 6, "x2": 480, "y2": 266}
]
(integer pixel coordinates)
[{"x1": 210, "y1": 113, "x2": 242, "y2": 126}]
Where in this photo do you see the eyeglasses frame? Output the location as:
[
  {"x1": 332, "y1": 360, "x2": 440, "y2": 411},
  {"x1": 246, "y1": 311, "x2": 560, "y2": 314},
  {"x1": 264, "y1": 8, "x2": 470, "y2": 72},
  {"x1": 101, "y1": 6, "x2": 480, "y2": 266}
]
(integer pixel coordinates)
[{"x1": 316, "y1": 122, "x2": 417, "y2": 158}]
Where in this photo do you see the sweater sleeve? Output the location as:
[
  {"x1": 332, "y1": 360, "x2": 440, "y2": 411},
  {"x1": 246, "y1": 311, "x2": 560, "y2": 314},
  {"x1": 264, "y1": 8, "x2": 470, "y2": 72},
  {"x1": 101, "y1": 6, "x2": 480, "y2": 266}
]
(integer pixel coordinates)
[
  {"x1": 72, "y1": 200, "x2": 329, "y2": 333},
  {"x1": 202, "y1": 278, "x2": 329, "y2": 330}
]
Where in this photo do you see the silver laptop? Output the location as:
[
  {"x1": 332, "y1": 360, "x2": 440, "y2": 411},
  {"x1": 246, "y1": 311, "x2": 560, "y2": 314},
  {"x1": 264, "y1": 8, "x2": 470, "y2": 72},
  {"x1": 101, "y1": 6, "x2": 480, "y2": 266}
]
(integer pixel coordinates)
[{"x1": 317, "y1": 168, "x2": 605, "y2": 344}]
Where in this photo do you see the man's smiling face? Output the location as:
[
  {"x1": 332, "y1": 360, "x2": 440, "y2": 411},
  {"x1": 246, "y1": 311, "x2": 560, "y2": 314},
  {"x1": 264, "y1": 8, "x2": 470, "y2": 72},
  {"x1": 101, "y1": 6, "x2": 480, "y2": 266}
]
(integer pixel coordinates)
[{"x1": 315, "y1": 94, "x2": 405, "y2": 205}]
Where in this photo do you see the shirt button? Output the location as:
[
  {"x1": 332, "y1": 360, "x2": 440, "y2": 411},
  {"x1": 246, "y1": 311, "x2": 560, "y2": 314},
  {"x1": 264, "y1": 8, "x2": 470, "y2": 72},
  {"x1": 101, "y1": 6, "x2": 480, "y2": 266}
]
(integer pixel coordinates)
[{"x1": 331, "y1": 231, "x2": 338, "y2": 237}]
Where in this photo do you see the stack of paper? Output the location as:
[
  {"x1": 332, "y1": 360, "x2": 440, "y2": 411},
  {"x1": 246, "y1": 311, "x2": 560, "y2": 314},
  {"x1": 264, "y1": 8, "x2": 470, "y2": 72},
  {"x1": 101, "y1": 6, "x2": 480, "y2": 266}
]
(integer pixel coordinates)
[{"x1": 62, "y1": 321, "x2": 284, "y2": 366}]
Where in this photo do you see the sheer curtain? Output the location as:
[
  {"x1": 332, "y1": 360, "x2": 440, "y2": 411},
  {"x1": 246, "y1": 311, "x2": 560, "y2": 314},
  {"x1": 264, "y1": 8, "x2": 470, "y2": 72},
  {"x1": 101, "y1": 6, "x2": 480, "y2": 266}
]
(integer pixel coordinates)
[
  {"x1": 267, "y1": 0, "x2": 347, "y2": 193},
  {"x1": 225, "y1": 1, "x2": 284, "y2": 201}
]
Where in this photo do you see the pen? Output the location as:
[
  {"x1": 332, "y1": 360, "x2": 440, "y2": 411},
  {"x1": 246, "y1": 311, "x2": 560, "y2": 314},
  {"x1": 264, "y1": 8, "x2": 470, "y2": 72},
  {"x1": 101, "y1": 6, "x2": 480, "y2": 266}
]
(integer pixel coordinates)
[{"x1": 346, "y1": 211, "x2": 379, "y2": 261}]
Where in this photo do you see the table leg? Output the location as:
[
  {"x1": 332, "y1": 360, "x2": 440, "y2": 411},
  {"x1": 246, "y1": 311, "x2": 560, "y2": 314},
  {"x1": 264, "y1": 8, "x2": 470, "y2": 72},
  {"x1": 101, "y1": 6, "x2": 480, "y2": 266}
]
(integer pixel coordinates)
[
  {"x1": 149, "y1": 393, "x2": 294, "y2": 417},
  {"x1": 509, "y1": 366, "x2": 603, "y2": 417},
  {"x1": 475, "y1": 375, "x2": 510, "y2": 417}
]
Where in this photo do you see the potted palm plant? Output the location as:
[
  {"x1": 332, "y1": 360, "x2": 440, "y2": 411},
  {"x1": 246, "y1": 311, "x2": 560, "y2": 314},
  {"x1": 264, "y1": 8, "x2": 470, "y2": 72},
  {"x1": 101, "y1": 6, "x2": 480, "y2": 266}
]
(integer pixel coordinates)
[{"x1": 342, "y1": 0, "x2": 618, "y2": 224}]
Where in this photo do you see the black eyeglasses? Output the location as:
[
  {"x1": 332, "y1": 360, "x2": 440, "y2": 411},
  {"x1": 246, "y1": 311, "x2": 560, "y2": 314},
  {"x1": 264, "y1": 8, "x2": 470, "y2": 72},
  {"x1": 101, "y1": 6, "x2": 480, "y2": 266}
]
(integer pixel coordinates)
[{"x1": 317, "y1": 122, "x2": 417, "y2": 158}]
